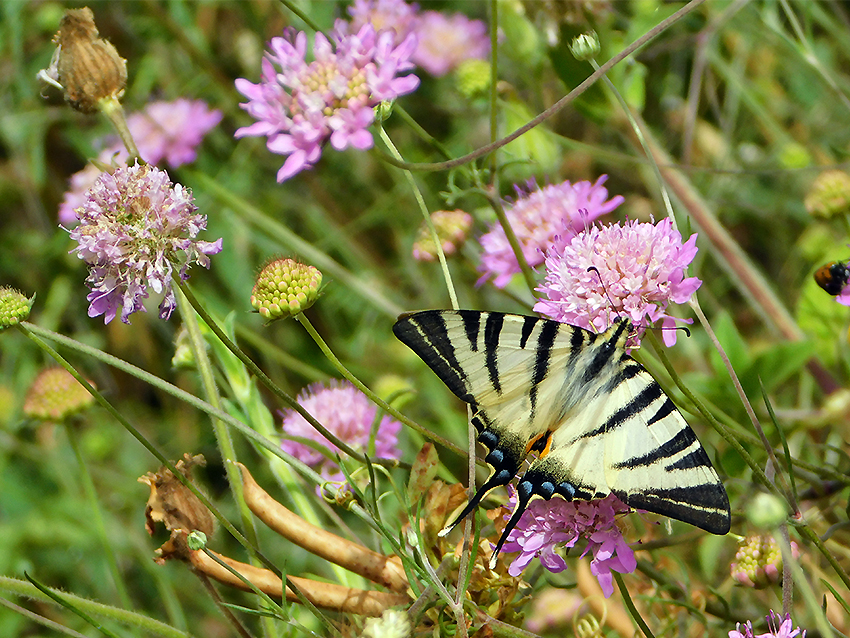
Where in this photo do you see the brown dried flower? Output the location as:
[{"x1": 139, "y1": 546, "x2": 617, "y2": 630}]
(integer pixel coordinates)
[{"x1": 39, "y1": 7, "x2": 127, "y2": 113}]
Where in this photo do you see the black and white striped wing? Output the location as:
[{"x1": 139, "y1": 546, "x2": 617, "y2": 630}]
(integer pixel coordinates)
[{"x1": 523, "y1": 362, "x2": 731, "y2": 534}]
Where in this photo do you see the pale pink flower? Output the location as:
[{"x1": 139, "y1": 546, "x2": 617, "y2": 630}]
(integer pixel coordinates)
[
  {"x1": 58, "y1": 145, "x2": 127, "y2": 225},
  {"x1": 500, "y1": 490, "x2": 636, "y2": 598},
  {"x1": 127, "y1": 99, "x2": 222, "y2": 167},
  {"x1": 412, "y1": 10, "x2": 490, "y2": 77},
  {"x1": 235, "y1": 24, "x2": 419, "y2": 181},
  {"x1": 534, "y1": 218, "x2": 701, "y2": 347},
  {"x1": 729, "y1": 610, "x2": 806, "y2": 638},
  {"x1": 347, "y1": 0, "x2": 419, "y2": 45},
  {"x1": 280, "y1": 380, "x2": 401, "y2": 482},
  {"x1": 67, "y1": 163, "x2": 222, "y2": 324},
  {"x1": 412, "y1": 209, "x2": 473, "y2": 261},
  {"x1": 478, "y1": 177, "x2": 623, "y2": 288}
]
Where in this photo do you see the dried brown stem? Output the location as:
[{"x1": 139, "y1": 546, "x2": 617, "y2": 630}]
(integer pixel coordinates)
[
  {"x1": 238, "y1": 463, "x2": 409, "y2": 593},
  {"x1": 187, "y1": 548, "x2": 408, "y2": 617}
]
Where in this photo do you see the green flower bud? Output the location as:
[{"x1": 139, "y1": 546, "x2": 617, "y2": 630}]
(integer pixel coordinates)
[
  {"x1": 374, "y1": 100, "x2": 394, "y2": 123},
  {"x1": 569, "y1": 31, "x2": 601, "y2": 61},
  {"x1": 805, "y1": 169, "x2": 850, "y2": 219},
  {"x1": 0, "y1": 287, "x2": 33, "y2": 330},
  {"x1": 745, "y1": 492, "x2": 788, "y2": 529},
  {"x1": 251, "y1": 258, "x2": 322, "y2": 320},
  {"x1": 23, "y1": 367, "x2": 95, "y2": 421},
  {"x1": 455, "y1": 58, "x2": 491, "y2": 99},
  {"x1": 186, "y1": 530, "x2": 207, "y2": 551}
]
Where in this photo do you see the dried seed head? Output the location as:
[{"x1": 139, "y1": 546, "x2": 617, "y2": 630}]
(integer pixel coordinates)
[
  {"x1": 23, "y1": 367, "x2": 95, "y2": 422},
  {"x1": 0, "y1": 287, "x2": 33, "y2": 330},
  {"x1": 42, "y1": 7, "x2": 127, "y2": 113},
  {"x1": 251, "y1": 258, "x2": 322, "y2": 320}
]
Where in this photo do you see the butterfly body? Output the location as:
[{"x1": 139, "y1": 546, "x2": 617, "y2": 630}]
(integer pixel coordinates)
[
  {"x1": 393, "y1": 310, "x2": 730, "y2": 557},
  {"x1": 814, "y1": 261, "x2": 850, "y2": 296}
]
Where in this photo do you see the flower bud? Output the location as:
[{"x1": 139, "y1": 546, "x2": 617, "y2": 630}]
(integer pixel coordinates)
[
  {"x1": 455, "y1": 59, "x2": 491, "y2": 99},
  {"x1": 730, "y1": 534, "x2": 800, "y2": 588},
  {"x1": 0, "y1": 287, "x2": 33, "y2": 330},
  {"x1": 186, "y1": 530, "x2": 208, "y2": 551},
  {"x1": 412, "y1": 210, "x2": 473, "y2": 262},
  {"x1": 23, "y1": 367, "x2": 95, "y2": 421},
  {"x1": 745, "y1": 492, "x2": 788, "y2": 529},
  {"x1": 569, "y1": 31, "x2": 601, "y2": 61},
  {"x1": 39, "y1": 7, "x2": 127, "y2": 113},
  {"x1": 251, "y1": 258, "x2": 322, "y2": 320},
  {"x1": 805, "y1": 169, "x2": 850, "y2": 219}
]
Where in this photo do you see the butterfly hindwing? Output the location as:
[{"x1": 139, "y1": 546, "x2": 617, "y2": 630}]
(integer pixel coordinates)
[{"x1": 393, "y1": 309, "x2": 731, "y2": 553}]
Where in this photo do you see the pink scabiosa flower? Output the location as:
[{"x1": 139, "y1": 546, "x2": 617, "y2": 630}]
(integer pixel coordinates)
[
  {"x1": 127, "y1": 99, "x2": 222, "y2": 167},
  {"x1": 729, "y1": 610, "x2": 807, "y2": 638},
  {"x1": 280, "y1": 380, "x2": 401, "y2": 482},
  {"x1": 412, "y1": 209, "x2": 473, "y2": 261},
  {"x1": 499, "y1": 490, "x2": 636, "y2": 598},
  {"x1": 347, "y1": 0, "x2": 419, "y2": 45},
  {"x1": 534, "y1": 217, "x2": 701, "y2": 347},
  {"x1": 67, "y1": 163, "x2": 223, "y2": 324},
  {"x1": 59, "y1": 145, "x2": 128, "y2": 226},
  {"x1": 411, "y1": 10, "x2": 490, "y2": 77},
  {"x1": 478, "y1": 177, "x2": 623, "y2": 288},
  {"x1": 235, "y1": 24, "x2": 419, "y2": 182}
]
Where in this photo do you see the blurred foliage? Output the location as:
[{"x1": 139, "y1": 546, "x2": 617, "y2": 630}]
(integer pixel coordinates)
[{"x1": 1, "y1": 1, "x2": 850, "y2": 637}]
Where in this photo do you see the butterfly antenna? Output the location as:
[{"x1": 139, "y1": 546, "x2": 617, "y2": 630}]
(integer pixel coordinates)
[
  {"x1": 488, "y1": 481, "x2": 535, "y2": 569},
  {"x1": 438, "y1": 468, "x2": 514, "y2": 538},
  {"x1": 586, "y1": 266, "x2": 621, "y2": 326}
]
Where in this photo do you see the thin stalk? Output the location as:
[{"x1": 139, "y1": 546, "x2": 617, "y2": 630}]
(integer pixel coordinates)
[
  {"x1": 62, "y1": 422, "x2": 134, "y2": 616},
  {"x1": 486, "y1": 191, "x2": 538, "y2": 297},
  {"x1": 194, "y1": 572, "x2": 255, "y2": 638},
  {"x1": 613, "y1": 572, "x2": 654, "y2": 638},
  {"x1": 377, "y1": 126, "x2": 459, "y2": 309},
  {"x1": 0, "y1": 577, "x2": 189, "y2": 638},
  {"x1": 177, "y1": 281, "x2": 400, "y2": 468},
  {"x1": 293, "y1": 312, "x2": 475, "y2": 463},
  {"x1": 793, "y1": 522, "x2": 850, "y2": 593},
  {"x1": 374, "y1": 0, "x2": 708, "y2": 173}
]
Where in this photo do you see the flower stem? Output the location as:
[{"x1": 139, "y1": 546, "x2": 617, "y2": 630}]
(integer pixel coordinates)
[
  {"x1": 293, "y1": 312, "x2": 475, "y2": 463},
  {"x1": 613, "y1": 572, "x2": 655, "y2": 638},
  {"x1": 63, "y1": 421, "x2": 134, "y2": 617}
]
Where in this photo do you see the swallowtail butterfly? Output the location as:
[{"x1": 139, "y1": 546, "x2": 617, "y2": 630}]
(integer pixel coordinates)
[{"x1": 393, "y1": 310, "x2": 731, "y2": 558}]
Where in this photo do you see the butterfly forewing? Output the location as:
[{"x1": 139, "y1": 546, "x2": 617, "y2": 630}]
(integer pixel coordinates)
[{"x1": 393, "y1": 309, "x2": 731, "y2": 548}]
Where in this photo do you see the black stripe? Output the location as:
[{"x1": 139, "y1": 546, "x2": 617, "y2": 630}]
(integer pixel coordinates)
[
  {"x1": 583, "y1": 334, "x2": 618, "y2": 384},
  {"x1": 580, "y1": 381, "x2": 664, "y2": 440},
  {"x1": 613, "y1": 424, "x2": 699, "y2": 470},
  {"x1": 529, "y1": 320, "x2": 559, "y2": 417},
  {"x1": 666, "y1": 447, "x2": 712, "y2": 471},
  {"x1": 519, "y1": 316, "x2": 537, "y2": 349},
  {"x1": 484, "y1": 313, "x2": 504, "y2": 395},
  {"x1": 569, "y1": 327, "x2": 585, "y2": 363},
  {"x1": 646, "y1": 397, "x2": 676, "y2": 426},
  {"x1": 459, "y1": 310, "x2": 481, "y2": 352},
  {"x1": 617, "y1": 485, "x2": 730, "y2": 535},
  {"x1": 605, "y1": 361, "x2": 642, "y2": 392},
  {"x1": 393, "y1": 313, "x2": 473, "y2": 403}
]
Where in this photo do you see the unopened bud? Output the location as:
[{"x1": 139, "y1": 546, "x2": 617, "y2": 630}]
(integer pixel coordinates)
[
  {"x1": 0, "y1": 287, "x2": 33, "y2": 330},
  {"x1": 412, "y1": 209, "x2": 473, "y2": 262},
  {"x1": 746, "y1": 492, "x2": 788, "y2": 529},
  {"x1": 731, "y1": 534, "x2": 800, "y2": 588},
  {"x1": 38, "y1": 7, "x2": 127, "y2": 113},
  {"x1": 455, "y1": 59, "x2": 491, "y2": 99},
  {"x1": 569, "y1": 32, "x2": 601, "y2": 61},
  {"x1": 251, "y1": 258, "x2": 322, "y2": 320},
  {"x1": 23, "y1": 367, "x2": 95, "y2": 421}
]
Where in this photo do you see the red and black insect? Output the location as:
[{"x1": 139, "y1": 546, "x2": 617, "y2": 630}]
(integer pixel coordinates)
[{"x1": 814, "y1": 261, "x2": 850, "y2": 296}]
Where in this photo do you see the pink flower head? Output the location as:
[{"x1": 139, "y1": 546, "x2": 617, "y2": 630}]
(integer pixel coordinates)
[
  {"x1": 478, "y1": 177, "x2": 623, "y2": 288},
  {"x1": 67, "y1": 163, "x2": 222, "y2": 324},
  {"x1": 347, "y1": 0, "x2": 419, "y2": 45},
  {"x1": 534, "y1": 218, "x2": 701, "y2": 347},
  {"x1": 499, "y1": 490, "x2": 636, "y2": 598},
  {"x1": 59, "y1": 145, "x2": 128, "y2": 226},
  {"x1": 280, "y1": 380, "x2": 401, "y2": 482},
  {"x1": 235, "y1": 24, "x2": 419, "y2": 182},
  {"x1": 729, "y1": 610, "x2": 806, "y2": 638},
  {"x1": 411, "y1": 10, "x2": 490, "y2": 77},
  {"x1": 127, "y1": 99, "x2": 222, "y2": 167}
]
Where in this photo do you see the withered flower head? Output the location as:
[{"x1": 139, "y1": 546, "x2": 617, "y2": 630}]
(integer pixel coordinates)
[
  {"x1": 38, "y1": 7, "x2": 127, "y2": 113},
  {"x1": 139, "y1": 453, "x2": 214, "y2": 561}
]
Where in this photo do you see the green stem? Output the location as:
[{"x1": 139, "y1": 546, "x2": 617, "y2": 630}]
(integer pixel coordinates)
[
  {"x1": 486, "y1": 191, "x2": 538, "y2": 297},
  {"x1": 613, "y1": 572, "x2": 654, "y2": 638},
  {"x1": 377, "y1": 126, "x2": 459, "y2": 309},
  {"x1": 793, "y1": 522, "x2": 850, "y2": 593},
  {"x1": 0, "y1": 577, "x2": 190, "y2": 638},
  {"x1": 294, "y1": 312, "x2": 476, "y2": 464},
  {"x1": 62, "y1": 422, "x2": 134, "y2": 616}
]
